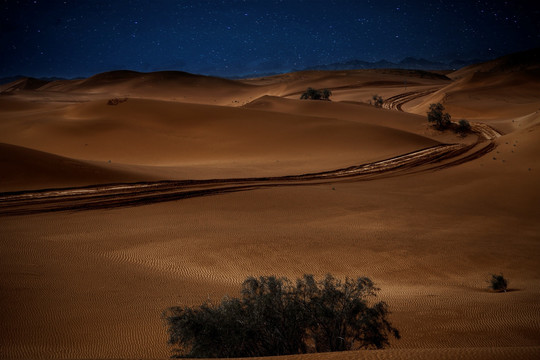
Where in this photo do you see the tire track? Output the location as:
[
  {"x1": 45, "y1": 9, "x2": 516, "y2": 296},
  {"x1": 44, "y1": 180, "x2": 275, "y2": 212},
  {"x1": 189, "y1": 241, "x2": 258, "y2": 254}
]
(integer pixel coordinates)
[
  {"x1": 0, "y1": 141, "x2": 495, "y2": 216},
  {"x1": 381, "y1": 88, "x2": 502, "y2": 141},
  {"x1": 382, "y1": 88, "x2": 440, "y2": 111}
]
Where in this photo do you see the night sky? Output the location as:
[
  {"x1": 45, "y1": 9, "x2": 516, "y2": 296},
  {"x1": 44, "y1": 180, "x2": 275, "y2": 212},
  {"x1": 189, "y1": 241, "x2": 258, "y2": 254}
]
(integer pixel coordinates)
[{"x1": 1, "y1": 0, "x2": 539, "y2": 79}]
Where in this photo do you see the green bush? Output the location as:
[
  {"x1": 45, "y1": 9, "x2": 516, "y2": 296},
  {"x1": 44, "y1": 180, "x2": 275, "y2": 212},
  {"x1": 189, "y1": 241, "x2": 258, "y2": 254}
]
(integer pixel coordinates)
[
  {"x1": 163, "y1": 274, "x2": 400, "y2": 358},
  {"x1": 488, "y1": 273, "x2": 508, "y2": 292}
]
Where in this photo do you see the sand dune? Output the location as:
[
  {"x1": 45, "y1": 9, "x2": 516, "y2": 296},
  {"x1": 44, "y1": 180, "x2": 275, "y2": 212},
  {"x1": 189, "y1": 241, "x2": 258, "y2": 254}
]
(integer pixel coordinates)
[
  {"x1": 1, "y1": 68, "x2": 452, "y2": 107},
  {"x1": 2, "y1": 70, "x2": 264, "y2": 106},
  {"x1": 0, "y1": 77, "x2": 50, "y2": 93},
  {"x1": 405, "y1": 70, "x2": 540, "y2": 120},
  {"x1": 241, "y1": 69, "x2": 450, "y2": 106},
  {"x1": 39, "y1": 70, "x2": 258, "y2": 104},
  {"x1": 1, "y1": 142, "x2": 495, "y2": 216},
  {"x1": 449, "y1": 47, "x2": 540, "y2": 80},
  {"x1": 0, "y1": 52, "x2": 539, "y2": 359},
  {"x1": 0, "y1": 96, "x2": 441, "y2": 189},
  {"x1": 404, "y1": 48, "x2": 540, "y2": 120},
  {"x1": 0, "y1": 143, "x2": 157, "y2": 191}
]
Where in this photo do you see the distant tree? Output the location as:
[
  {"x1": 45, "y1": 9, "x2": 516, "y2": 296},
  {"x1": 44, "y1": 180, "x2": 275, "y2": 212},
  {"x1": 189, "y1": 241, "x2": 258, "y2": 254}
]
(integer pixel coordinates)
[
  {"x1": 163, "y1": 274, "x2": 400, "y2": 358},
  {"x1": 371, "y1": 94, "x2": 384, "y2": 108},
  {"x1": 456, "y1": 119, "x2": 471, "y2": 134},
  {"x1": 427, "y1": 103, "x2": 451, "y2": 130},
  {"x1": 488, "y1": 273, "x2": 508, "y2": 292}
]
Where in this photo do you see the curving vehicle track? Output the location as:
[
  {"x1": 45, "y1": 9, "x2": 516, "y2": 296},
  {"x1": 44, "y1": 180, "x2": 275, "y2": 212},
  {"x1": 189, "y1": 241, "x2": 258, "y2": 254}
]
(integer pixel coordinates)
[
  {"x1": 382, "y1": 88, "x2": 440, "y2": 111},
  {"x1": 0, "y1": 92, "x2": 500, "y2": 216}
]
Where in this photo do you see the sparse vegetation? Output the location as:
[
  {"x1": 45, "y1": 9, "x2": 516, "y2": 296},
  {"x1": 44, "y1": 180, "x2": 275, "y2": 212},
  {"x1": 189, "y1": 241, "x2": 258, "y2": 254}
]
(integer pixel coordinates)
[
  {"x1": 322, "y1": 88, "x2": 332, "y2": 100},
  {"x1": 427, "y1": 103, "x2": 451, "y2": 130},
  {"x1": 164, "y1": 274, "x2": 400, "y2": 358},
  {"x1": 107, "y1": 97, "x2": 128, "y2": 105},
  {"x1": 456, "y1": 119, "x2": 471, "y2": 134},
  {"x1": 488, "y1": 273, "x2": 508, "y2": 292},
  {"x1": 370, "y1": 94, "x2": 384, "y2": 108},
  {"x1": 300, "y1": 87, "x2": 332, "y2": 100},
  {"x1": 301, "y1": 87, "x2": 319, "y2": 100}
]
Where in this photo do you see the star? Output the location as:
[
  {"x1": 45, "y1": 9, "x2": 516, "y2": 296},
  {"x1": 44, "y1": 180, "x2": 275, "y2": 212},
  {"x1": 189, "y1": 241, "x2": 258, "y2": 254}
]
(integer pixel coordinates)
[{"x1": 0, "y1": 1, "x2": 535, "y2": 78}]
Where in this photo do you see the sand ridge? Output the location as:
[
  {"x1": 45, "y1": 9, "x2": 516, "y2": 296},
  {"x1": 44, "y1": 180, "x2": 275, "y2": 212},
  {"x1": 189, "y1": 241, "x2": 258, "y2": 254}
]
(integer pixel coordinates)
[{"x1": 404, "y1": 48, "x2": 540, "y2": 120}]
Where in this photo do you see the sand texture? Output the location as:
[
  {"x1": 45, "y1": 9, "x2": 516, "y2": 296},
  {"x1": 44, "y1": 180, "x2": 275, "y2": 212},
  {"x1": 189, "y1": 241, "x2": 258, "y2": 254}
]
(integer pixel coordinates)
[{"x1": 1, "y1": 50, "x2": 540, "y2": 359}]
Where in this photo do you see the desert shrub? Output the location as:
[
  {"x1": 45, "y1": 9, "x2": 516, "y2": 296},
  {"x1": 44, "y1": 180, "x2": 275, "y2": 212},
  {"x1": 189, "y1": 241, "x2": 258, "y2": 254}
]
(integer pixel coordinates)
[
  {"x1": 107, "y1": 97, "x2": 128, "y2": 105},
  {"x1": 371, "y1": 94, "x2": 384, "y2": 108},
  {"x1": 488, "y1": 273, "x2": 508, "y2": 292},
  {"x1": 300, "y1": 88, "x2": 331, "y2": 100},
  {"x1": 301, "y1": 87, "x2": 320, "y2": 100},
  {"x1": 456, "y1": 119, "x2": 471, "y2": 134},
  {"x1": 163, "y1": 274, "x2": 400, "y2": 358},
  {"x1": 427, "y1": 103, "x2": 451, "y2": 130},
  {"x1": 322, "y1": 88, "x2": 332, "y2": 100}
]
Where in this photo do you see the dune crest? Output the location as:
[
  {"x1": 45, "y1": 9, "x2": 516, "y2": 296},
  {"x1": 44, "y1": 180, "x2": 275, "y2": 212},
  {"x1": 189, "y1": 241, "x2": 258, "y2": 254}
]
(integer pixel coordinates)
[{"x1": 405, "y1": 48, "x2": 540, "y2": 119}]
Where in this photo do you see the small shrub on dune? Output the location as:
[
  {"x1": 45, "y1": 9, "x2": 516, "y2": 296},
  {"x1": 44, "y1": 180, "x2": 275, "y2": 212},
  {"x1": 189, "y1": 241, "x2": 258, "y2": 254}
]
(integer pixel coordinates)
[
  {"x1": 107, "y1": 97, "x2": 128, "y2": 105},
  {"x1": 300, "y1": 88, "x2": 331, "y2": 100},
  {"x1": 322, "y1": 88, "x2": 332, "y2": 100},
  {"x1": 370, "y1": 94, "x2": 384, "y2": 108},
  {"x1": 456, "y1": 119, "x2": 471, "y2": 134},
  {"x1": 300, "y1": 87, "x2": 320, "y2": 100},
  {"x1": 163, "y1": 274, "x2": 400, "y2": 358},
  {"x1": 488, "y1": 273, "x2": 509, "y2": 292}
]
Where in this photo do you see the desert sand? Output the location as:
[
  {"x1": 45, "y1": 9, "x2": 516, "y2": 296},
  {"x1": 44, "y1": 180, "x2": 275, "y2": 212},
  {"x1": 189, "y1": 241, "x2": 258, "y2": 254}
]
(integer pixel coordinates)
[{"x1": 1, "y1": 49, "x2": 540, "y2": 359}]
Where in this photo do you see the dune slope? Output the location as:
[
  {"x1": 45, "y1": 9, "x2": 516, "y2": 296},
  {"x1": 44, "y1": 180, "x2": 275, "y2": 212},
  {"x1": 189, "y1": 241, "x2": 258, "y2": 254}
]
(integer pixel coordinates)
[
  {"x1": 0, "y1": 97, "x2": 441, "y2": 189},
  {"x1": 405, "y1": 48, "x2": 540, "y2": 120},
  {"x1": 0, "y1": 143, "x2": 157, "y2": 191}
]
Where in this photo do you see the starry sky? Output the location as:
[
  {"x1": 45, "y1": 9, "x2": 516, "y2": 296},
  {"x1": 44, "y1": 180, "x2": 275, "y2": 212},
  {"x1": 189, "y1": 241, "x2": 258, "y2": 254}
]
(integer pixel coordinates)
[{"x1": 1, "y1": 0, "x2": 539, "y2": 79}]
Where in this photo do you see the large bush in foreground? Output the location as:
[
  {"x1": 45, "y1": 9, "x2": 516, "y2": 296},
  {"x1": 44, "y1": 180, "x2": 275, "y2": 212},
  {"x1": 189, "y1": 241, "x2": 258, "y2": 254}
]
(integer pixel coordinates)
[{"x1": 163, "y1": 274, "x2": 400, "y2": 358}]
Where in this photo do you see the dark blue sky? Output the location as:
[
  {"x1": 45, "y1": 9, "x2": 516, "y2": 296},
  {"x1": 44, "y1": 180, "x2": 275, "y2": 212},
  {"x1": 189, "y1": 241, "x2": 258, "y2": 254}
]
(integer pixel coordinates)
[{"x1": 1, "y1": 0, "x2": 539, "y2": 78}]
